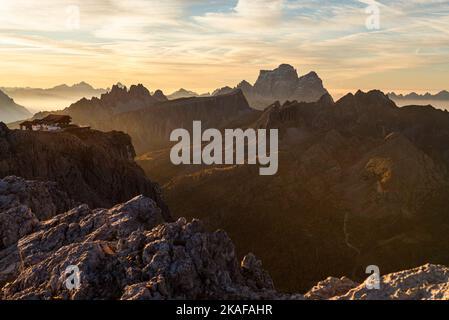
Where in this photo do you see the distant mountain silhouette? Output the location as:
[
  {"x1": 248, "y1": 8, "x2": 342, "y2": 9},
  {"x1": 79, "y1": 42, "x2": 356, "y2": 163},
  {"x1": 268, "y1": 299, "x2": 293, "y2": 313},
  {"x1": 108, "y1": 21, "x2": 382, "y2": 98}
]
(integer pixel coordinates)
[
  {"x1": 0, "y1": 89, "x2": 32, "y2": 123},
  {"x1": 167, "y1": 88, "x2": 210, "y2": 100},
  {"x1": 389, "y1": 90, "x2": 449, "y2": 101},
  {"x1": 1, "y1": 82, "x2": 107, "y2": 111}
]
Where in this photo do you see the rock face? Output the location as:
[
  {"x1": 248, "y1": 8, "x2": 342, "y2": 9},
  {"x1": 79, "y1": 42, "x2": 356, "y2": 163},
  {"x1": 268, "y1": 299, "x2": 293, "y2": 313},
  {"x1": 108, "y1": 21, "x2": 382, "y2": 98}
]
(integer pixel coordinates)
[
  {"x1": 213, "y1": 64, "x2": 329, "y2": 109},
  {"x1": 104, "y1": 90, "x2": 254, "y2": 153},
  {"x1": 40, "y1": 88, "x2": 254, "y2": 154},
  {"x1": 0, "y1": 89, "x2": 32, "y2": 123},
  {"x1": 0, "y1": 176, "x2": 75, "y2": 222},
  {"x1": 0, "y1": 186, "x2": 287, "y2": 300},
  {"x1": 0, "y1": 124, "x2": 170, "y2": 219}
]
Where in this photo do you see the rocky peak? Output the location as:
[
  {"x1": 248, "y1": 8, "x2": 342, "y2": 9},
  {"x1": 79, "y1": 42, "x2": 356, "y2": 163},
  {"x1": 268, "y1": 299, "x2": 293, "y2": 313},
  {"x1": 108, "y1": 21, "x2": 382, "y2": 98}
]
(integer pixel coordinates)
[
  {"x1": 335, "y1": 264, "x2": 449, "y2": 300},
  {"x1": 237, "y1": 80, "x2": 253, "y2": 91},
  {"x1": 65, "y1": 83, "x2": 159, "y2": 125},
  {"x1": 212, "y1": 86, "x2": 234, "y2": 96},
  {"x1": 0, "y1": 90, "x2": 32, "y2": 123},
  {"x1": 258, "y1": 64, "x2": 299, "y2": 80},
  {"x1": 72, "y1": 81, "x2": 94, "y2": 90},
  {"x1": 336, "y1": 90, "x2": 397, "y2": 111},
  {"x1": 167, "y1": 88, "x2": 200, "y2": 100},
  {"x1": 106, "y1": 83, "x2": 128, "y2": 98},
  {"x1": 317, "y1": 92, "x2": 335, "y2": 107},
  {"x1": 129, "y1": 84, "x2": 151, "y2": 98},
  {"x1": 152, "y1": 89, "x2": 167, "y2": 102},
  {"x1": 234, "y1": 64, "x2": 329, "y2": 108},
  {"x1": 254, "y1": 64, "x2": 299, "y2": 98},
  {"x1": 355, "y1": 90, "x2": 397, "y2": 108},
  {"x1": 297, "y1": 71, "x2": 322, "y2": 86}
]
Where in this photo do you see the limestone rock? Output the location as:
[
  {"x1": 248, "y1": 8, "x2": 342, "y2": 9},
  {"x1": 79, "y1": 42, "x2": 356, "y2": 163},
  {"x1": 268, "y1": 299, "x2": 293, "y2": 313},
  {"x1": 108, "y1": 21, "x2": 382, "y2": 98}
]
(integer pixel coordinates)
[
  {"x1": 305, "y1": 276, "x2": 359, "y2": 300},
  {"x1": 0, "y1": 195, "x2": 288, "y2": 300},
  {"x1": 335, "y1": 264, "x2": 449, "y2": 300}
]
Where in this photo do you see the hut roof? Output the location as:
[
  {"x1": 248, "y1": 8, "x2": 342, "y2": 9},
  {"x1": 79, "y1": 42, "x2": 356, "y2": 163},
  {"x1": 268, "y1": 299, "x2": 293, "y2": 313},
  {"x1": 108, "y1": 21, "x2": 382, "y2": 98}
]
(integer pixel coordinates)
[
  {"x1": 38, "y1": 114, "x2": 72, "y2": 124},
  {"x1": 21, "y1": 114, "x2": 72, "y2": 126},
  {"x1": 19, "y1": 120, "x2": 33, "y2": 126}
]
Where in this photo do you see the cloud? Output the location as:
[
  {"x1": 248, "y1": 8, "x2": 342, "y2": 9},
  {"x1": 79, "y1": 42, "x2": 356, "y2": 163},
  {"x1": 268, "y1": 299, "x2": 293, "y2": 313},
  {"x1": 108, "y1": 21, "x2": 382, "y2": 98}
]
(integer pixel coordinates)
[
  {"x1": 194, "y1": 0, "x2": 285, "y2": 32},
  {"x1": 0, "y1": 0, "x2": 448, "y2": 93}
]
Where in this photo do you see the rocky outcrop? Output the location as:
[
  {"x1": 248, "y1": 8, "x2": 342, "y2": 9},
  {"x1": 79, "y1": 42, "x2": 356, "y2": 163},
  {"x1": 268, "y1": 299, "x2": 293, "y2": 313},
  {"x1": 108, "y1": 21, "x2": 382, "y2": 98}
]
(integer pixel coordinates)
[
  {"x1": 0, "y1": 125, "x2": 170, "y2": 219},
  {"x1": 335, "y1": 264, "x2": 449, "y2": 300},
  {"x1": 0, "y1": 191, "x2": 290, "y2": 300},
  {"x1": 0, "y1": 176, "x2": 75, "y2": 222},
  {"x1": 305, "y1": 277, "x2": 359, "y2": 300},
  {"x1": 0, "y1": 175, "x2": 448, "y2": 300},
  {"x1": 0, "y1": 89, "x2": 32, "y2": 123}
]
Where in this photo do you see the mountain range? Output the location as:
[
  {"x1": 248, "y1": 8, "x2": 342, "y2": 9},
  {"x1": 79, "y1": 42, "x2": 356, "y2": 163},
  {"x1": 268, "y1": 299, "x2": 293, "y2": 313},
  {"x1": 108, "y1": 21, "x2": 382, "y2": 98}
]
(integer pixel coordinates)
[
  {"x1": 388, "y1": 91, "x2": 449, "y2": 110},
  {"x1": 1, "y1": 82, "x2": 106, "y2": 111},
  {"x1": 0, "y1": 89, "x2": 32, "y2": 123},
  {"x1": 389, "y1": 90, "x2": 449, "y2": 101},
  {"x1": 166, "y1": 64, "x2": 329, "y2": 109},
  {"x1": 32, "y1": 86, "x2": 255, "y2": 153},
  {"x1": 3, "y1": 65, "x2": 449, "y2": 296},
  {"x1": 167, "y1": 88, "x2": 210, "y2": 100},
  {"x1": 136, "y1": 90, "x2": 449, "y2": 292}
]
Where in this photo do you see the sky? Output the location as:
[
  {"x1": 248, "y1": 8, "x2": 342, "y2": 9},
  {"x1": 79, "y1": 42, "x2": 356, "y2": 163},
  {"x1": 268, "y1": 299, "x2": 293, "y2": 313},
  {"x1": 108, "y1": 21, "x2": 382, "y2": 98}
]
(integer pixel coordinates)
[{"x1": 0, "y1": 0, "x2": 449, "y2": 97}]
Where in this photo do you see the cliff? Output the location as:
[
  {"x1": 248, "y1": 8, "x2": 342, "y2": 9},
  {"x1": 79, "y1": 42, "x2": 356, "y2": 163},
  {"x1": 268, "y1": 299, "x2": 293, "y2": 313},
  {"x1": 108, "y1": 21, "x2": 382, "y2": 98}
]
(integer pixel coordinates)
[{"x1": 0, "y1": 123, "x2": 170, "y2": 220}]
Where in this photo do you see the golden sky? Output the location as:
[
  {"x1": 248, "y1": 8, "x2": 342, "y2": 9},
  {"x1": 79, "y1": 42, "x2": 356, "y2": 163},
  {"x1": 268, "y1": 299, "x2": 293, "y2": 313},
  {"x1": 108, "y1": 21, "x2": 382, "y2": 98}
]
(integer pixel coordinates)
[{"x1": 1, "y1": 0, "x2": 449, "y2": 95}]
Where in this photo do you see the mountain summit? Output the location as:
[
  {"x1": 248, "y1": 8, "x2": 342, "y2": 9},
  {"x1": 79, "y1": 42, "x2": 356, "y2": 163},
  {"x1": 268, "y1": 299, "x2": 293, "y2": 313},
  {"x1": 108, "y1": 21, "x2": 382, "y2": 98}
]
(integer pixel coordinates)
[
  {"x1": 213, "y1": 64, "x2": 329, "y2": 109},
  {"x1": 0, "y1": 89, "x2": 32, "y2": 123}
]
